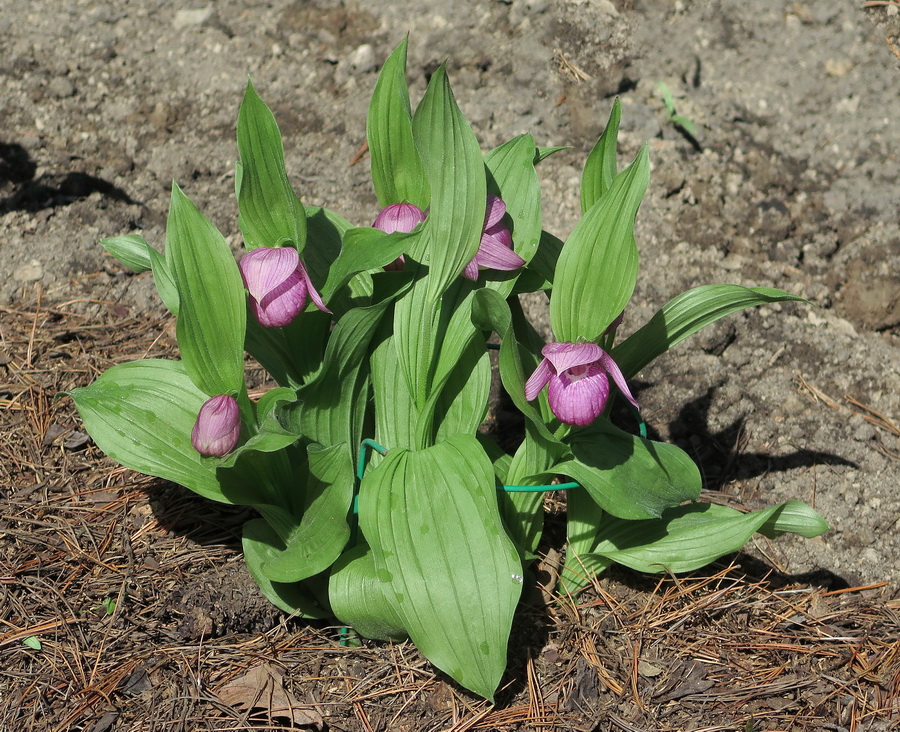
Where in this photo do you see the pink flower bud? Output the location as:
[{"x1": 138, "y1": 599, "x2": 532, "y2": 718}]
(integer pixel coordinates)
[
  {"x1": 238, "y1": 246, "x2": 330, "y2": 328},
  {"x1": 373, "y1": 203, "x2": 425, "y2": 271},
  {"x1": 191, "y1": 395, "x2": 240, "y2": 456}
]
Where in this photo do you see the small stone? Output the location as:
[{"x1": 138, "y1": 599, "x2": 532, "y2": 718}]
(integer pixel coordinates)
[
  {"x1": 346, "y1": 44, "x2": 376, "y2": 73},
  {"x1": 172, "y1": 7, "x2": 214, "y2": 29},
  {"x1": 48, "y1": 77, "x2": 76, "y2": 99},
  {"x1": 14, "y1": 260, "x2": 43, "y2": 282}
]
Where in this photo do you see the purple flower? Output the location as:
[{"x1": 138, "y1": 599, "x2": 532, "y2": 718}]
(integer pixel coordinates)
[
  {"x1": 462, "y1": 195, "x2": 526, "y2": 281},
  {"x1": 191, "y1": 394, "x2": 240, "y2": 457},
  {"x1": 372, "y1": 203, "x2": 426, "y2": 271},
  {"x1": 524, "y1": 342, "x2": 638, "y2": 427},
  {"x1": 238, "y1": 246, "x2": 330, "y2": 328}
]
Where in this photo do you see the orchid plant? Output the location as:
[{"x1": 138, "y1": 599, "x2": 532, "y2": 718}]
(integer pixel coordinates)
[{"x1": 68, "y1": 39, "x2": 827, "y2": 701}]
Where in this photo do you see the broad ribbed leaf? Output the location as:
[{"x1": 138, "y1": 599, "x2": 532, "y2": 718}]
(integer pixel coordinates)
[
  {"x1": 559, "y1": 485, "x2": 611, "y2": 595},
  {"x1": 590, "y1": 501, "x2": 828, "y2": 574},
  {"x1": 322, "y1": 226, "x2": 419, "y2": 301},
  {"x1": 244, "y1": 309, "x2": 331, "y2": 389},
  {"x1": 412, "y1": 64, "x2": 485, "y2": 300},
  {"x1": 167, "y1": 183, "x2": 246, "y2": 396},
  {"x1": 367, "y1": 37, "x2": 428, "y2": 208},
  {"x1": 100, "y1": 234, "x2": 152, "y2": 272},
  {"x1": 371, "y1": 333, "x2": 418, "y2": 452},
  {"x1": 330, "y1": 543, "x2": 407, "y2": 641},
  {"x1": 555, "y1": 418, "x2": 700, "y2": 520},
  {"x1": 358, "y1": 435, "x2": 523, "y2": 702},
  {"x1": 612, "y1": 285, "x2": 806, "y2": 378},
  {"x1": 261, "y1": 443, "x2": 354, "y2": 582},
  {"x1": 551, "y1": 144, "x2": 650, "y2": 342},
  {"x1": 147, "y1": 246, "x2": 179, "y2": 315},
  {"x1": 242, "y1": 518, "x2": 329, "y2": 617},
  {"x1": 580, "y1": 98, "x2": 621, "y2": 213},
  {"x1": 68, "y1": 360, "x2": 226, "y2": 503},
  {"x1": 237, "y1": 80, "x2": 306, "y2": 252},
  {"x1": 432, "y1": 341, "x2": 490, "y2": 441}
]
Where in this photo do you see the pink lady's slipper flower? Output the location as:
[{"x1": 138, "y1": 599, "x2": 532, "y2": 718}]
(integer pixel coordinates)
[
  {"x1": 191, "y1": 394, "x2": 240, "y2": 457},
  {"x1": 524, "y1": 342, "x2": 639, "y2": 427},
  {"x1": 372, "y1": 202, "x2": 426, "y2": 271},
  {"x1": 462, "y1": 194, "x2": 526, "y2": 281},
  {"x1": 238, "y1": 246, "x2": 330, "y2": 328}
]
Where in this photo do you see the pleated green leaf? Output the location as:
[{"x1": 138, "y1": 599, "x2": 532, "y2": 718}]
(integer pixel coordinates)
[
  {"x1": 555, "y1": 418, "x2": 701, "y2": 520},
  {"x1": 484, "y1": 134, "x2": 542, "y2": 298},
  {"x1": 237, "y1": 80, "x2": 307, "y2": 252},
  {"x1": 412, "y1": 64, "x2": 485, "y2": 300},
  {"x1": 67, "y1": 360, "x2": 226, "y2": 503},
  {"x1": 611, "y1": 284, "x2": 806, "y2": 378},
  {"x1": 590, "y1": 500, "x2": 829, "y2": 574},
  {"x1": 146, "y1": 246, "x2": 179, "y2": 315},
  {"x1": 367, "y1": 37, "x2": 428, "y2": 208},
  {"x1": 580, "y1": 98, "x2": 621, "y2": 213},
  {"x1": 100, "y1": 234, "x2": 153, "y2": 273},
  {"x1": 166, "y1": 183, "x2": 246, "y2": 396},
  {"x1": 322, "y1": 226, "x2": 420, "y2": 302},
  {"x1": 550, "y1": 144, "x2": 650, "y2": 342},
  {"x1": 358, "y1": 435, "x2": 523, "y2": 702},
  {"x1": 261, "y1": 443, "x2": 354, "y2": 582},
  {"x1": 242, "y1": 518, "x2": 329, "y2": 618},
  {"x1": 329, "y1": 543, "x2": 408, "y2": 641}
]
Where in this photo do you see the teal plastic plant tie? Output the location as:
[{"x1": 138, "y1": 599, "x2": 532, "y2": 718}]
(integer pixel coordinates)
[
  {"x1": 630, "y1": 403, "x2": 648, "y2": 439},
  {"x1": 356, "y1": 438, "x2": 388, "y2": 481},
  {"x1": 500, "y1": 481, "x2": 579, "y2": 493}
]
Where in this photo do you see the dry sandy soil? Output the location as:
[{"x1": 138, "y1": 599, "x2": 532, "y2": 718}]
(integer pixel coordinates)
[{"x1": 2, "y1": 1, "x2": 899, "y2": 730}]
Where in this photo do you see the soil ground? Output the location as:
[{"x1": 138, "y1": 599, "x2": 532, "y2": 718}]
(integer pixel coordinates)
[{"x1": 1, "y1": 1, "x2": 899, "y2": 730}]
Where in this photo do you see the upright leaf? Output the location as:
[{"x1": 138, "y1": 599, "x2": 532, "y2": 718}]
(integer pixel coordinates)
[
  {"x1": 358, "y1": 435, "x2": 523, "y2": 701},
  {"x1": 412, "y1": 64, "x2": 485, "y2": 300},
  {"x1": 367, "y1": 37, "x2": 428, "y2": 208},
  {"x1": 167, "y1": 183, "x2": 246, "y2": 396},
  {"x1": 550, "y1": 144, "x2": 650, "y2": 343},
  {"x1": 580, "y1": 98, "x2": 621, "y2": 213},
  {"x1": 237, "y1": 81, "x2": 307, "y2": 252}
]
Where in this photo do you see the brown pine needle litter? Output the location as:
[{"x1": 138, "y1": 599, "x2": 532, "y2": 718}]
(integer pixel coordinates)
[{"x1": 2, "y1": 300, "x2": 899, "y2": 731}]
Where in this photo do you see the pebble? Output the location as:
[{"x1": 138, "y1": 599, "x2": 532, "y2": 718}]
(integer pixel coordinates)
[
  {"x1": 14, "y1": 260, "x2": 44, "y2": 282},
  {"x1": 173, "y1": 7, "x2": 214, "y2": 29},
  {"x1": 48, "y1": 77, "x2": 76, "y2": 98},
  {"x1": 346, "y1": 44, "x2": 376, "y2": 73}
]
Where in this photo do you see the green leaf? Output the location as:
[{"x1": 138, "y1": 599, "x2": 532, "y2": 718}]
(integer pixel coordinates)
[
  {"x1": 68, "y1": 360, "x2": 227, "y2": 503},
  {"x1": 22, "y1": 636, "x2": 42, "y2": 651},
  {"x1": 550, "y1": 144, "x2": 650, "y2": 343},
  {"x1": 167, "y1": 183, "x2": 246, "y2": 396},
  {"x1": 611, "y1": 285, "x2": 806, "y2": 378},
  {"x1": 329, "y1": 543, "x2": 407, "y2": 641},
  {"x1": 412, "y1": 64, "x2": 485, "y2": 300},
  {"x1": 261, "y1": 443, "x2": 354, "y2": 583},
  {"x1": 236, "y1": 80, "x2": 307, "y2": 252},
  {"x1": 100, "y1": 234, "x2": 153, "y2": 273},
  {"x1": 147, "y1": 246, "x2": 179, "y2": 315},
  {"x1": 371, "y1": 333, "x2": 418, "y2": 452},
  {"x1": 534, "y1": 146, "x2": 570, "y2": 164},
  {"x1": 559, "y1": 485, "x2": 612, "y2": 595},
  {"x1": 555, "y1": 419, "x2": 701, "y2": 520},
  {"x1": 581, "y1": 98, "x2": 621, "y2": 213},
  {"x1": 485, "y1": 134, "x2": 542, "y2": 298},
  {"x1": 242, "y1": 518, "x2": 329, "y2": 617},
  {"x1": 471, "y1": 288, "x2": 560, "y2": 444},
  {"x1": 432, "y1": 340, "x2": 491, "y2": 441},
  {"x1": 515, "y1": 229, "x2": 564, "y2": 293},
  {"x1": 358, "y1": 435, "x2": 523, "y2": 702},
  {"x1": 367, "y1": 37, "x2": 428, "y2": 208},
  {"x1": 322, "y1": 226, "x2": 419, "y2": 302},
  {"x1": 244, "y1": 309, "x2": 331, "y2": 389},
  {"x1": 303, "y1": 206, "x2": 362, "y2": 315},
  {"x1": 590, "y1": 500, "x2": 828, "y2": 574}
]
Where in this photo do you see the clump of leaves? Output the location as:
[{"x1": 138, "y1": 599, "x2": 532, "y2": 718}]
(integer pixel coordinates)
[{"x1": 71, "y1": 39, "x2": 826, "y2": 701}]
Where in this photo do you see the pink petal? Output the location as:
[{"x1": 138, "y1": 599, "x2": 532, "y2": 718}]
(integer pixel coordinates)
[
  {"x1": 524, "y1": 357, "x2": 553, "y2": 401},
  {"x1": 483, "y1": 194, "x2": 506, "y2": 229},
  {"x1": 547, "y1": 367, "x2": 610, "y2": 426},
  {"x1": 297, "y1": 259, "x2": 331, "y2": 314},
  {"x1": 598, "y1": 351, "x2": 639, "y2": 409},
  {"x1": 252, "y1": 269, "x2": 307, "y2": 327},
  {"x1": 462, "y1": 259, "x2": 480, "y2": 281},
  {"x1": 239, "y1": 247, "x2": 300, "y2": 301},
  {"x1": 473, "y1": 232, "x2": 526, "y2": 271},
  {"x1": 373, "y1": 203, "x2": 427, "y2": 234},
  {"x1": 192, "y1": 395, "x2": 240, "y2": 456},
  {"x1": 542, "y1": 342, "x2": 604, "y2": 373}
]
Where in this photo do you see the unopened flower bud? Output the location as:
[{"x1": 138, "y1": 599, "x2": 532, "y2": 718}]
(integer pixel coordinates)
[{"x1": 191, "y1": 395, "x2": 240, "y2": 456}]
